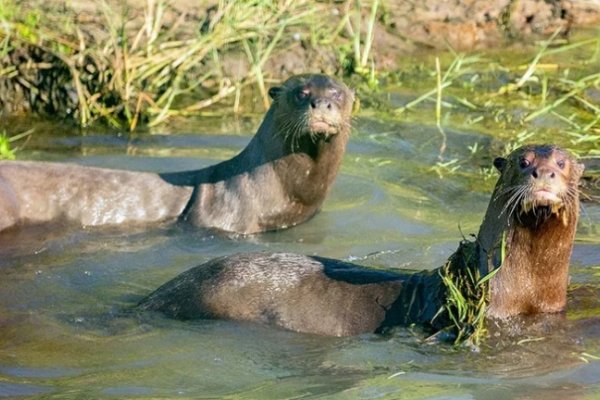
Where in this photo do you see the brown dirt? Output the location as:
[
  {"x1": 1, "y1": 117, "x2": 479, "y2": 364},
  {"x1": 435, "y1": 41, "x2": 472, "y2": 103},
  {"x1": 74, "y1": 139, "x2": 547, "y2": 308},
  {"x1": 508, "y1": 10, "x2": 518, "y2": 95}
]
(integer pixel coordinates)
[{"x1": 255, "y1": 0, "x2": 600, "y2": 76}]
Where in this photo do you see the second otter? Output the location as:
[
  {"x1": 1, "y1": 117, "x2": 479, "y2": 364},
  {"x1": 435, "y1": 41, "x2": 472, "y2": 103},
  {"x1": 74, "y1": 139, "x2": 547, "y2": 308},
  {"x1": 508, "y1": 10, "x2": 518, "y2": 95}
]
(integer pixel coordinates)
[
  {"x1": 139, "y1": 145, "x2": 584, "y2": 337},
  {"x1": 0, "y1": 74, "x2": 354, "y2": 234}
]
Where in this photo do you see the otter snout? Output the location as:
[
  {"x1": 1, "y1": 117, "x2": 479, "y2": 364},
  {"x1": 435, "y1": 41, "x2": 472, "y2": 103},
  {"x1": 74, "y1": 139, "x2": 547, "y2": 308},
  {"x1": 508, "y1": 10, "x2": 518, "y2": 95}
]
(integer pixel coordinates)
[
  {"x1": 530, "y1": 165, "x2": 557, "y2": 180},
  {"x1": 308, "y1": 88, "x2": 343, "y2": 129},
  {"x1": 307, "y1": 95, "x2": 343, "y2": 137},
  {"x1": 309, "y1": 120, "x2": 337, "y2": 137},
  {"x1": 529, "y1": 166, "x2": 562, "y2": 205},
  {"x1": 310, "y1": 97, "x2": 333, "y2": 111}
]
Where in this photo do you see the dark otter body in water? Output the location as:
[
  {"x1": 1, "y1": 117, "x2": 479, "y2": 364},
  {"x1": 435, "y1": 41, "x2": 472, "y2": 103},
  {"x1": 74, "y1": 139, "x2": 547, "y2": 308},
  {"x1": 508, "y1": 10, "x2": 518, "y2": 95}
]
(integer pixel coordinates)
[
  {"x1": 139, "y1": 144, "x2": 583, "y2": 337},
  {"x1": 139, "y1": 252, "x2": 442, "y2": 336},
  {"x1": 0, "y1": 74, "x2": 353, "y2": 235}
]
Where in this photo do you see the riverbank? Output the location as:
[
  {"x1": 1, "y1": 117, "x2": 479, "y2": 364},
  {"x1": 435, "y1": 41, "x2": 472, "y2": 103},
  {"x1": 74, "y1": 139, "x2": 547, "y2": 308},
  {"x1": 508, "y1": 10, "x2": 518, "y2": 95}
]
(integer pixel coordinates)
[{"x1": 1, "y1": 0, "x2": 600, "y2": 131}]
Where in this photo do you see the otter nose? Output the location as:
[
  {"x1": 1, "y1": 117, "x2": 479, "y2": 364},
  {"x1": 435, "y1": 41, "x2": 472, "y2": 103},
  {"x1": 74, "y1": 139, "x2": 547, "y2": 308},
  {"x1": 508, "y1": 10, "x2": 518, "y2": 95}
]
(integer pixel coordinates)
[
  {"x1": 531, "y1": 167, "x2": 556, "y2": 180},
  {"x1": 310, "y1": 98, "x2": 332, "y2": 110}
]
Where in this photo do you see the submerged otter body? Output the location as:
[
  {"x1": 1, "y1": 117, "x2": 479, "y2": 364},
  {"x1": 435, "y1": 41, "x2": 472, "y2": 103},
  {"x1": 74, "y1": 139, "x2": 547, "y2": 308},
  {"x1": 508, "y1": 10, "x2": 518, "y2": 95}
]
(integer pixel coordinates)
[
  {"x1": 139, "y1": 252, "x2": 443, "y2": 336},
  {"x1": 0, "y1": 74, "x2": 353, "y2": 235},
  {"x1": 140, "y1": 145, "x2": 583, "y2": 337}
]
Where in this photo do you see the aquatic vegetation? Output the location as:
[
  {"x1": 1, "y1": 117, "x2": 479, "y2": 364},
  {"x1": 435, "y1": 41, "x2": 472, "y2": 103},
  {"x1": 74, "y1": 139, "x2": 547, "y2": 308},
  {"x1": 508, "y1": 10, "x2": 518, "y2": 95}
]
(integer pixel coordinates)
[
  {"x1": 344, "y1": 0, "x2": 379, "y2": 87},
  {"x1": 435, "y1": 239, "x2": 501, "y2": 348},
  {"x1": 0, "y1": 129, "x2": 32, "y2": 160},
  {"x1": 390, "y1": 31, "x2": 600, "y2": 160}
]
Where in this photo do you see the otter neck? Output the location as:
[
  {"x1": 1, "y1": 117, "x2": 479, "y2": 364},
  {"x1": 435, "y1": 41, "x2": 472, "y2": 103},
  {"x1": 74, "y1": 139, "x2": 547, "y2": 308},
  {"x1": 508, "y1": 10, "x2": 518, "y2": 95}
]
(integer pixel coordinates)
[
  {"x1": 269, "y1": 120, "x2": 349, "y2": 206},
  {"x1": 376, "y1": 269, "x2": 447, "y2": 333},
  {"x1": 485, "y1": 206, "x2": 578, "y2": 318},
  {"x1": 475, "y1": 183, "x2": 513, "y2": 274},
  {"x1": 189, "y1": 107, "x2": 284, "y2": 183}
]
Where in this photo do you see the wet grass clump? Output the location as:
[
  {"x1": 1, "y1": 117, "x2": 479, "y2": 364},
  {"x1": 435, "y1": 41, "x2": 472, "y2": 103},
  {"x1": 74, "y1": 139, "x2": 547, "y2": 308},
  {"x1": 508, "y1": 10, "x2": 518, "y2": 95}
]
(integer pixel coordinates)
[
  {"x1": 0, "y1": 0, "x2": 379, "y2": 131},
  {"x1": 435, "y1": 239, "x2": 502, "y2": 348},
  {"x1": 388, "y1": 30, "x2": 600, "y2": 160}
]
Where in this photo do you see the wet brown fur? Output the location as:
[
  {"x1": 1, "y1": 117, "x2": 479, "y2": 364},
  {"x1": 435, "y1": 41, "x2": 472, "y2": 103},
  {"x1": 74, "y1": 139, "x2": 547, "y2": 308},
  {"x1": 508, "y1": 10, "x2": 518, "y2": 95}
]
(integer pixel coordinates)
[
  {"x1": 0, "y1": 74, "x2": 353, "y2": 235},
  {"x1": 140, "y1": 145, "x2": 583, "y2": 337},
  {"x1": 482, "y1": 144, "x2": 583, "y2": 318}
]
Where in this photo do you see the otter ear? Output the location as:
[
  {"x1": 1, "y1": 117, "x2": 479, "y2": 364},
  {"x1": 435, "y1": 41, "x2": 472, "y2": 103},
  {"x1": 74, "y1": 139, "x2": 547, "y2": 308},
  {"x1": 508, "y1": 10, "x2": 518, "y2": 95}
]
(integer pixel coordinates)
[
  {"x1": 493, "y1": 157, "x2": 507, "y2": 172},
  {"x1": 268, "y1": 86, "x2": 282, "y2": 99}
]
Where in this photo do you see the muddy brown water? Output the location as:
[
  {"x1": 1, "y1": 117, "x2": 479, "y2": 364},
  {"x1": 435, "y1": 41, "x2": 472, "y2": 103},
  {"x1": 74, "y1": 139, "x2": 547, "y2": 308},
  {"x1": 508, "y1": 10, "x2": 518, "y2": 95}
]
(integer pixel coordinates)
[{"x1": 0, "y1": 115, "x2": 598, "y2": 399}]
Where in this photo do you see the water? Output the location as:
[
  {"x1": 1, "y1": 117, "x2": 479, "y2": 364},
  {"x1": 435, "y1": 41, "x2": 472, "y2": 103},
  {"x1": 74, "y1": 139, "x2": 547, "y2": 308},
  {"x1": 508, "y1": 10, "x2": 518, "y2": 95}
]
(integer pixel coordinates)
[{"x1": 0, "y1": 114, "x2": 599, "y2": 399}]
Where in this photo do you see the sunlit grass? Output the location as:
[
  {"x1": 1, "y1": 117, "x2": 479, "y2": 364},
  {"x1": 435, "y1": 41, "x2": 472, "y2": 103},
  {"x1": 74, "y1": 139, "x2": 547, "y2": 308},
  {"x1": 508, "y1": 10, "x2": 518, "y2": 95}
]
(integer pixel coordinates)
[
  {"x1": 0, "y1": 0, "x2": 382, "y2": 130},
  {"x1": 387, "y1": 30, "x2": 600, "y2": 172},
  {"x1": 0, "y1": 129, "x2": 32, "y2": 159}
]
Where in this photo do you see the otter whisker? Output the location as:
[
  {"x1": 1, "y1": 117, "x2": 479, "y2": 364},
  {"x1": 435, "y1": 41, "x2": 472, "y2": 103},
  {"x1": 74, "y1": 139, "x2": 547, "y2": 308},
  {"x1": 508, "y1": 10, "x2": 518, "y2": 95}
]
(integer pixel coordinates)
[
  {"x1": 500, "y1": 185, "x2": 528, "y2": 218},
  {"x1": 279, "y1": 116, "x2": 298, "y2": 148},
  {"x1": 507, "y1": 186, "x2": 530, "y2": 223},
  {"x1": 282, "y1": 119, "x2": 296, "y2": 148},
  {"x1": 283, "y1": 113, "x2": 307, "y2": 152},
  {"x1": 564, "y1": 186, "x2": 581, "y2": 202},
  {"x1": 292, "y1": 114, "x2": 308, "y2": 151},
  {"x1": 494, "y1": 184, "x2": 522, "y2": 203},
  {"x1": 511, "y1": 194, "x2": 527, "y2": 222}
]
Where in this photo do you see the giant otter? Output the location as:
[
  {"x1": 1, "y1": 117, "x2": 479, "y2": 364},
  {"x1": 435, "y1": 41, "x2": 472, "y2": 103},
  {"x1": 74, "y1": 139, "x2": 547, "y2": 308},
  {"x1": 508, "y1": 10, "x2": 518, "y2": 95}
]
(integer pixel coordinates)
[
  {"x1": 139, "y1": 144, "x2": 584, "y2": 337},
  {"x1": 0, "y1": 74, "x2": 353, "y2": 235}
]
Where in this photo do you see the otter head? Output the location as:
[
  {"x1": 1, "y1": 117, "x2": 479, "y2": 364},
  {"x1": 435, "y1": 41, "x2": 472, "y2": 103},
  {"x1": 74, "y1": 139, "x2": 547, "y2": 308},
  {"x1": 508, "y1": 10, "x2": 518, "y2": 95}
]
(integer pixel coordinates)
[
  {"x1": 493, "y1": 144, "x2": 584, "y2": 226},
  {"x1": 268, "y1": 74, "x2": 354, "y2": 149}
]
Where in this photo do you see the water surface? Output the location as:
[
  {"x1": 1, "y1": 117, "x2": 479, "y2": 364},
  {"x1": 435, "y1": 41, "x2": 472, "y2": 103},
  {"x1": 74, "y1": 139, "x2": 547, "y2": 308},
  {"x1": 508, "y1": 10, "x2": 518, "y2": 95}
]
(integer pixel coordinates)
[{"x1": 0, "y1": 114, "x2": 599, "y2": 399}]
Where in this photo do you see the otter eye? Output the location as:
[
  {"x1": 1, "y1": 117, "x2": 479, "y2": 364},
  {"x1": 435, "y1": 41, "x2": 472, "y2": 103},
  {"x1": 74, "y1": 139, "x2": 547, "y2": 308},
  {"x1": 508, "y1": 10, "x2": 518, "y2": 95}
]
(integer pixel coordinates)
[
  {"x1": 330, "y1": 89, "x2": 342, "y2": 101},
  {"x1": 557, "y1": 159, "x2": 565, "y2": 169},
  {"x1": 296, "y1": 89, "x2": 309, "y2": 101},
  {"x1": 519, "y1": 158, "x2": 530, "y2": 169}
]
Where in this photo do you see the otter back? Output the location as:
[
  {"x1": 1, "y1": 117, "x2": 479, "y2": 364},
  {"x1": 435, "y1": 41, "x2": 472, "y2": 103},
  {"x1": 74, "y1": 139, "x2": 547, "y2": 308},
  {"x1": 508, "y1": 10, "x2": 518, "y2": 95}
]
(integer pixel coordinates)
[{"x1": 0, "y1": 161, "x2": 191, "y2": 230}]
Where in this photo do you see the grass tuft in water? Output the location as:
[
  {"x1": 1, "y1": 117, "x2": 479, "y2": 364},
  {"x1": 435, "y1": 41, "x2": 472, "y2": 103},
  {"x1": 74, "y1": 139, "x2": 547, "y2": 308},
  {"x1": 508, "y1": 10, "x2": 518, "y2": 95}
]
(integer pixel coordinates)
[
  {"x1": 435, "y1": 236, "x2": 504, "y2": 348},
  {"x1": 0, "y1": 129, "x2": 33, "y2": 160},
  {"x1": 392, "y1": 30, "x2": 600, "y2": 160}
]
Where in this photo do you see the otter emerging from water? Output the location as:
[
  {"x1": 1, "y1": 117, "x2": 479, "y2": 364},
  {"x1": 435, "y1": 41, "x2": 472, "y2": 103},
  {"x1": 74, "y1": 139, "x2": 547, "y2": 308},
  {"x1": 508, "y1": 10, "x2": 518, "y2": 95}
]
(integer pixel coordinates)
[
  {"x1": 0, "y1": 74, "x2": 354, "y2": 235},
  {"x1": 139, "y1": 145, "x2": 584, "y2": 337}
]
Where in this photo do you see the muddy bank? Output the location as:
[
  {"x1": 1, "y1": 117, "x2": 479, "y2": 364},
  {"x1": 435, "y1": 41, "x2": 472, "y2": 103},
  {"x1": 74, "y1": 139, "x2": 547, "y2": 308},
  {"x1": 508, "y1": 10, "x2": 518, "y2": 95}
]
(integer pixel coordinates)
[{"x1": 1, "y1": 0, "x2": 599, "y2": 127}]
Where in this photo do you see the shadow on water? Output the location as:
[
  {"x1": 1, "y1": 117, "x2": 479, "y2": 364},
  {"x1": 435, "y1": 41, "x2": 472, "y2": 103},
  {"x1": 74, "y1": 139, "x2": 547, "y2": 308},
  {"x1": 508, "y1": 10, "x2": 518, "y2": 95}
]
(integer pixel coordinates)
[{"x1": 0, "y1": 115, "x2": 599, "y2": 399}]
